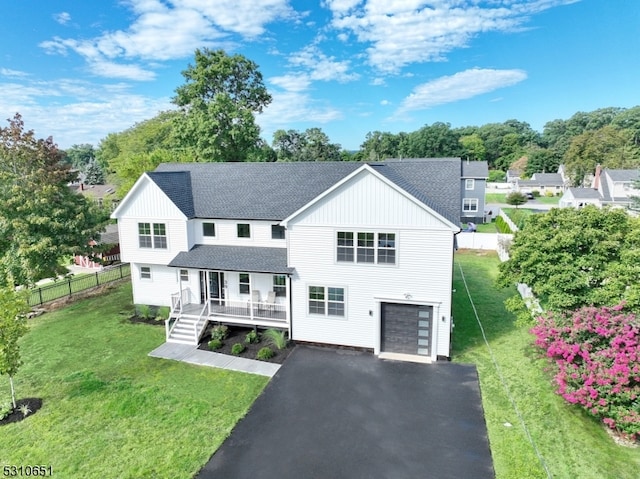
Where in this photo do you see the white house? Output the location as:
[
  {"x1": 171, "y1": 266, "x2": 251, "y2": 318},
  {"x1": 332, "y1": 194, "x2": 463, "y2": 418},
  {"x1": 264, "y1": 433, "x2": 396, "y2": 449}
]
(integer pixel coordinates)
[
  {"x1": 559, "y1": 166, "x2": 640, "y2": 209},
  {"x1": 112, "y1": 159, "x2": 472, "y2": 361}
]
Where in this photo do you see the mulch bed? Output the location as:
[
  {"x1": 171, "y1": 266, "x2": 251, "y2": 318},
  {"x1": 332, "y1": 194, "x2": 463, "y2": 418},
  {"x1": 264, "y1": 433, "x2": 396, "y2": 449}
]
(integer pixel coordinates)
[
  {"x1": 0, "y1": 398, "x2": 43, "y2": 426},
  {"x1": 198, "y1": 325, "x2": 295, "y2": 364}
]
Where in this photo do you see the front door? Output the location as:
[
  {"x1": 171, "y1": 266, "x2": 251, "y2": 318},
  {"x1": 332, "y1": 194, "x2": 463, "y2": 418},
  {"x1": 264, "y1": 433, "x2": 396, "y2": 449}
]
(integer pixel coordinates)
[{"x1": 200, "y1": 271, "x2": 225, "y2": 304}]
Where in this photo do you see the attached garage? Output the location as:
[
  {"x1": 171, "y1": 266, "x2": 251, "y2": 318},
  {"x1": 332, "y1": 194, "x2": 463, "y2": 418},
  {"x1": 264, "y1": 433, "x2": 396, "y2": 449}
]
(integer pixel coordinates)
[{"x1": 380, "y1": 303, "x2": 434, "y2": 357}]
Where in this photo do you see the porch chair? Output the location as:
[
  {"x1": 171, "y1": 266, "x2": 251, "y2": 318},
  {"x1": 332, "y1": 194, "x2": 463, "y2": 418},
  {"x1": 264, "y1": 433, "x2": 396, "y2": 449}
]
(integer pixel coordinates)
[
  {"x1": 266, "y1": 291, "x2": 276, "y2": 311},
  {"x1": 251, "y1": 290, "x2": 262, "y2": 312}
]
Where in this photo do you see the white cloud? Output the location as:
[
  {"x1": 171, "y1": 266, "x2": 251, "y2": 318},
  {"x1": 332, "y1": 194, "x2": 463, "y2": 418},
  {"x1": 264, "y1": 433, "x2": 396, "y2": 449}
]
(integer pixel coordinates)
[
  {"x1": 0, "y1": 79, "x2": 172, "y2": 148},
  {"x1": 39, "y1": 0, "x2": 296, "y2": 79},
  {"x1": 327, "y1": 0, "x2": 579, "y2": 72},
  {"x1": 288, "y1": 45, "x2": 360, "y2": 83},
  {"x1": 394, "y1": 68, "x2": 527, "y2": 116},
  {"x1": 54, "y1": 12, "x2": 71, "y2": 25},
  {"x1": 0, "y1": 68, "x2": 29, "y2": 78},
  {"x1": 258, "y1": 90, "x2": 343, "y2": 140}
]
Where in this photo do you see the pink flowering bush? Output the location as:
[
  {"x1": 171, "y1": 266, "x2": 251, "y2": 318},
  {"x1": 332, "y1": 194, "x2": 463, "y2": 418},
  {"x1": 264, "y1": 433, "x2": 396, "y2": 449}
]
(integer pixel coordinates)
[{"x1": 531, "y1": 305, "x2": 640, "y2": 441}]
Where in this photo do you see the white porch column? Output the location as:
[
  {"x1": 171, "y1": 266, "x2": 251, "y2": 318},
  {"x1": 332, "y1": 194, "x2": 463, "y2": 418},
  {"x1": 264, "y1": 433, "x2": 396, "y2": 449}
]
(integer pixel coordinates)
[{"x1": 285, "y1": 274, "x2": 292, "y2": 335}]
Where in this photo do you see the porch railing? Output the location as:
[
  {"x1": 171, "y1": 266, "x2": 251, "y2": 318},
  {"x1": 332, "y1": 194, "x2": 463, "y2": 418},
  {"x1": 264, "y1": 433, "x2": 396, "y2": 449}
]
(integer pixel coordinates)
[
  {"x1": 194, "y1": 302, "x2": 209, "y2": 343},
  {"x1": 210, "y1": 299, "x2": 287, "y2": 322},
  {"x1": 170, "y1": 287, "x2": 191, "y2": 314}
]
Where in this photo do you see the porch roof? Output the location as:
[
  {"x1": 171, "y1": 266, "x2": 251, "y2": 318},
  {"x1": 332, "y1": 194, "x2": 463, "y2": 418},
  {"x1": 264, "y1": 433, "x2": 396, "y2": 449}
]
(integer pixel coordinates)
[{"x1": 168, "y1": 245, "x2": 294, "y2": 274}]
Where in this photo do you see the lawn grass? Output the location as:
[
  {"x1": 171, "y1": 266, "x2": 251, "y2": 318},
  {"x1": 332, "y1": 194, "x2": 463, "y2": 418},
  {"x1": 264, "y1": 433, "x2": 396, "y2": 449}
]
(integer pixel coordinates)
[
  {"x1": 486, "y1": 193, "x2": 508, "y2": 204},
  {"x1": 1, "y1": 282, "x2": 268, "y2": 478},
  {"x1": 452, "y1": 250, "x2": 640, "y2": 479}
]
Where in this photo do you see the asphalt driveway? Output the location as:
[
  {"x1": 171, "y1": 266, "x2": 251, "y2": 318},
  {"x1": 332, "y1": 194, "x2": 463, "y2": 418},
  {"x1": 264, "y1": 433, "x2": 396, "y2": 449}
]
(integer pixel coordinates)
[{"x1": 196, "y1": 346, "x2": 494, "y2": 479}]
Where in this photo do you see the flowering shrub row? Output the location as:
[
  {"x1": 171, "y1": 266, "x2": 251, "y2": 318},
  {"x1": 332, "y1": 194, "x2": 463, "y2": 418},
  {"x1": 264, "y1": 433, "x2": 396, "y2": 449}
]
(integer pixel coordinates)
[{"x1": 531, "y1": 304, "x2": 640, "y2": 441}]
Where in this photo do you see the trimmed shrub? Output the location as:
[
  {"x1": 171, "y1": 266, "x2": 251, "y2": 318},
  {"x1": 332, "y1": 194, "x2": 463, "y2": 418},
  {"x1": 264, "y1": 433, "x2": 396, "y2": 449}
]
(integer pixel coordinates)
[
  {"x1": 210, "y1": 325, "x2": 229, "y2": 341},
  {"x1": 245, "y1": 329, "x2": 260, "y2": 344},
  {"x1": 231, "y1": 343, "x2": 246, "y2": 355},
  {"x1": 531, "y1": 305, "x2": 640, "y2": 441},
  {"x1": 208, "y1": 338, "x2": 223, "y2": 350},
  {"x1": 263, "y1": 329, "x2": 287, "y2": 350},
  {"x1": 256, "y1": 347, "x2": 275, "y2": 361},
  {"x1": 137, "y1": 304, "x2": 153, "y2": 319},
  {"x1": 156, "y1": 306, "x2": 171, "y2": 321}
]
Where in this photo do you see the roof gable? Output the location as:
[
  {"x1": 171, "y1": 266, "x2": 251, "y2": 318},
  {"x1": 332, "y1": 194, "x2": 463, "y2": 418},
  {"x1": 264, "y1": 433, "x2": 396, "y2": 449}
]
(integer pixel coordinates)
[
  {"x1": 111, "y1": 174, "x2": 187, "y2": 220},
  {"x1": 281, "y1": 164, "x2": 460, "y2": 231}
]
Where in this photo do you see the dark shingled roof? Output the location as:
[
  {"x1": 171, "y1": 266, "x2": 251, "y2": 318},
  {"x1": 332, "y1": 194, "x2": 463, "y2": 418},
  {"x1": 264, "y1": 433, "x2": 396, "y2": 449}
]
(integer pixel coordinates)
[
  {"x1": 168, "y1": 245, "x2": 293, "y2": 274},
  {"x1": 461, "y1": 160, "x2": 489, "y2": 178},
  {"x1": 153, "y1": 159, "x2": 464, "y2": 225},
  {"x1": 567, "y1": 187, "x2": 602, "y2": 200},
  {"x1": 147, "y1": 171, "x2": 195, "y2": 218}
]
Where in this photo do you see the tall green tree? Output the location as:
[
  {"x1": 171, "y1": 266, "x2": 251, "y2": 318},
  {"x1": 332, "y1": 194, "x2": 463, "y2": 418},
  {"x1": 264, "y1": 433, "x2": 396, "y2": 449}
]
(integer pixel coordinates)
[
  {"x1": 272, "y1": 128, "x2": 341, "y2": 162},
  {"x1": 0, "y1": 287, "x2": 29, "y2": 408},
  {"x1": 459, "y1": 134, "x2": 486, "y2": 161},
  {"x1": 172, "y1": 48, "x2": 272, "y2": 162},
  {"x1": 62, "y1": 143, "x2": 96, "y2": 169},
  {"x1": 97, "y1": 111, "x2": 184, "y2": 196},
  {"x1": 498, "y1": 206, "x2": 640, "y2": 313},
  {"x1": 0, "y1": 114, "x2": 108, "y2": 286}
]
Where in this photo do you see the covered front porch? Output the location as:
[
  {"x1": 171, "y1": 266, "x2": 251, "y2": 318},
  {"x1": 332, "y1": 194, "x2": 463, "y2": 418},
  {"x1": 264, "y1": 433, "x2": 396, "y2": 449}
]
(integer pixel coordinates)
[{"x1": 165, "y1": 245, "x2": 294, "y2": 344}]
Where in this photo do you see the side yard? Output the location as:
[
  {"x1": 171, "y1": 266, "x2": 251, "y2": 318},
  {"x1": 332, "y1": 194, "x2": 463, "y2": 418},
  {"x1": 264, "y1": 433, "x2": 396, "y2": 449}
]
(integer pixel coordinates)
[
  {"x1": 0, "y1": 282, "x2": 268, "y2": 479},
  {"x1": 452, "y1": 250, "x2": 640, "y2": 479}
]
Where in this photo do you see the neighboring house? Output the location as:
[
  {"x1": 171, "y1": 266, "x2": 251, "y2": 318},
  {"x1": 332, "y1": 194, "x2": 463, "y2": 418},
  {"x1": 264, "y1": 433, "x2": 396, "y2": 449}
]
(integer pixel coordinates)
[
  {"x1": 70, "y1": 183, "x2": 120, "y2": 210},
  {"x1": 73, "y1": 223, "x2": 121, "y2": 269},
  {"x1": 517, "y1": 172, "x2": 567, "y2": 196},
  {"x1": 592, "y1": 166, "x2": 640, "y2": 208},
  {"x1": 506, "y1": 169, "x2": 522, "y2": 185},
  {"x1": 558, "y1": 187, "x2": 603, "y2": 209},
  {"x1": 460, "y1": 160, "x2": 489, "y2": 224},
  {"x1": 559, "y1": 166, "x2": 640, "y2": 209},
  {"x1": 112, "y1": 159, "x2": 468, "y2": 361}
]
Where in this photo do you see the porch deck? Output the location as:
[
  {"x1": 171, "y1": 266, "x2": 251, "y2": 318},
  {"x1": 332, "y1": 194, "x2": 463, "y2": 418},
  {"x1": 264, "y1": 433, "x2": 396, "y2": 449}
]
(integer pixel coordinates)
[{"x1": 178, "y1": 300, "x2": 287, "y2": 326}]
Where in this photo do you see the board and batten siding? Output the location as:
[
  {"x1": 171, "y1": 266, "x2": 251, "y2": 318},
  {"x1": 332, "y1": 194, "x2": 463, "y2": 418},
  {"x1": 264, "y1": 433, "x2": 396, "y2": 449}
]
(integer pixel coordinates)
[{"x1": 289, "y1": 169, "x2": 455, "y2": 230}]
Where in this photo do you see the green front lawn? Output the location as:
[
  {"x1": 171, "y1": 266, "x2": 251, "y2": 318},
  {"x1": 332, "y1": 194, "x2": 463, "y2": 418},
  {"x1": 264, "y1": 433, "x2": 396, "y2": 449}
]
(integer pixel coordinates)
[
  {"x1": 2, "y1": 282, "x2": 268, "y2": 478},
  {"x1": 452, "y1": 251, "x2": 640, "y2": 479}
]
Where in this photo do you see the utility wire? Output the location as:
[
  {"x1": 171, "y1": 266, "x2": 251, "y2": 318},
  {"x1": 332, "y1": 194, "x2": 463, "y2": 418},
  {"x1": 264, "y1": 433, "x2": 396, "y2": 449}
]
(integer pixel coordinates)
[{"x1": 457, "y1": 262, "x2": 553, "y2": 479}]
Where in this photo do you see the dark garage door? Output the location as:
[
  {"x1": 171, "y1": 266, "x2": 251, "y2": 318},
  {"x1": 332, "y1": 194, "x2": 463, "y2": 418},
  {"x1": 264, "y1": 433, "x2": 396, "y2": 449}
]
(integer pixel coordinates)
[{"x1": 381, "y1": 303, "x2": 433, "y2": 356}]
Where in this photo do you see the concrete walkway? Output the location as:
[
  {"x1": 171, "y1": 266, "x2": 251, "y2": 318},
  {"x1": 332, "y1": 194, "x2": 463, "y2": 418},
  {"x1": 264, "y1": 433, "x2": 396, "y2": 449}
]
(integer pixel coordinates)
[{"x1": 148, "y1": 342, "x2": 281, "y2": 377}]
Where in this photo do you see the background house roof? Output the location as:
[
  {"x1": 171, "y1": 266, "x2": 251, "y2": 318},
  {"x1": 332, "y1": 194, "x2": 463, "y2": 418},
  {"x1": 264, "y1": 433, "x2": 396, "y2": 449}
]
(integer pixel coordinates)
[
  {"x1": 168, "y1": 245, "x2": 293, "y2": 274},
  {"x1": 604, "y1": 169, "x2": 640, "y2": 182},
  {"x1": 461, "y1": 160, "x2": 489, "y2": 178},
  {"x1": 153, "y1": 159, "x2": 464, "y2": 224},
  {"x1": 566, "y1": 187, "x2": 602, "y2": 200}
]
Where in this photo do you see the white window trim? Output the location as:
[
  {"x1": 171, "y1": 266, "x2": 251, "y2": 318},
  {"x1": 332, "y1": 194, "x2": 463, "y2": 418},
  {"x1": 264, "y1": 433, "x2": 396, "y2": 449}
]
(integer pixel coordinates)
[
  {"x1": 239, "y1": 272, "x2": 250, "y2": 295},
  {"x1": 138, "y1": 222, "x2": 167, "y2": 249},
  {"x1": 462, "y1": 198, "x2": 479, "y2": 212},
  {"x1": 237, "y1": 223, "x2": 251, "y2": 239},
  {"x1": 140, "y1": 266, "x2": 152, "y2": 280},
  {"x1": 336, "y1": 231, "x2": 397, "y2": 265},
  {"x1": 178, "y1": 269, "x2": 189, "y2": 282},
  {"x1": 465, "y1": 178, "x2": 475, "y2": 190},
  {"x1": 307, "y1": 285, "x2": 347, "y2": 319},
  {"x1": 202, "y1": 222, "x2": 216, "y2": 237}
]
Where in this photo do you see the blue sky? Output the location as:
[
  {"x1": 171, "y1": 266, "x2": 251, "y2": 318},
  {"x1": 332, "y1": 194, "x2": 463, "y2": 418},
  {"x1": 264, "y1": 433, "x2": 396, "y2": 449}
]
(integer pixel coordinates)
[{"x1": 0, "y1": 0, "x2": 638, "y2": 151}]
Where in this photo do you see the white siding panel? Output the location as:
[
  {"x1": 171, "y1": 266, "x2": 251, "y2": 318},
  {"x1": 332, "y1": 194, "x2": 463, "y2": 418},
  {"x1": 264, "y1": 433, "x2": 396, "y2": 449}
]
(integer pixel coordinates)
[
  {"x1": 293, "y1": 171, "x2": 451, "y2": 229},
  {"x1": 131, "y1": 263, "x2": 182, "y2": 306},
  {"x1": 116, "y1": 178, "x2": 186, "y2": 220},
  {"x1": 119, "y1": 218, "x2": 188, "y2": 264},
  {"x1": 190, "y1": 219, "x2": 287, "y2": 248},
  {"x1": 289, "y1": 225, "x2": 454, "y2": 358}
]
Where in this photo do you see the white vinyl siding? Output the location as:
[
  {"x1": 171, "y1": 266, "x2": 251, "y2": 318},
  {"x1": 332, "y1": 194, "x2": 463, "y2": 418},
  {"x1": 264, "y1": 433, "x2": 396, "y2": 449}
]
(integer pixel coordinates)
[
  {"x1": 190, "y1": 219, "x2": 286, "y2": 247},
  {"x1": 119, "y1": 218, "x2": 187, "y2": 264}
]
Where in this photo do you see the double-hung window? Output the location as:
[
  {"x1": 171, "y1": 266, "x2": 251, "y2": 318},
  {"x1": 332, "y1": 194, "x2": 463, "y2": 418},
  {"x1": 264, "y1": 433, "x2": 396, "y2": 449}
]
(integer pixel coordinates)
[
  {"x1": 140, "y1": 266, "x2": 151, "y2": 280},
  {"x1": 139, "y1": 222, "x2": 167, "y2": 249},
  {"x1": 462, "y1": 198, "x2": 479, "y2": 212},
  {"x1": 308, "y1": 286, "x2": 345, "y2": 317},
  {"x1": 465, "y1": 179, "x2": 475, "y2": 190},
  {"x1": 239, "y1": 273, "x2": 250, "y2": 294},
  {"x1": 273, "y1": 275, "x2": 287, "y2": 297},
  {"x1": 337, "y1": 231, "x2": 396, "y2": 265}
]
